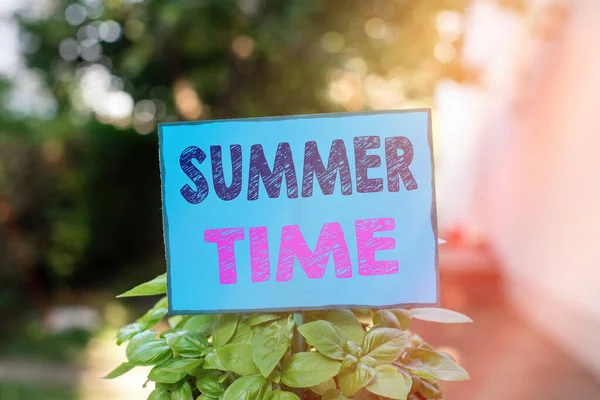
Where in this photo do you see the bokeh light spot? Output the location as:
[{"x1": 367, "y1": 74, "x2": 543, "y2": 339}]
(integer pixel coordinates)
[
  {"x1": 98, "y1": 20, "x2": 121, "y2": 42},
  {"x1": 231, "y1": 35, "x2": 255, "y2": 59},
  {"x1": 365, "y1": 17, "x2": 388, "y2": 40},
  {"x1": 59, "y1": 38, "x2": 80, "y2": 61},
  {"x1": 237, "y1": 0, "x2": 262, "y2": 17},
  {"x1": 434, "y1": 41, "x2": 456, "y2": 64},
  {"x1": 321, "y1": 32, "x2": 345, "y2": 53},
  {"x1": 124, "y1": 18, "x2": 145, "y2": 41},
  {"x1": 345, "y1": 57, "x2": 368, "y2": 77},
  {"x1": 134, "y1": 99, "x2": 156, "y2": 123},
  {"x1": 65, "y1": 4, "x2": 87, "y2": 26},
  {"x1": 436, "y1": 10, "x2": 463, "y2": 42},
  {"x1": 77, "y1": 24, "x2": 99, "y2": 42},
  {"x1": 104, "y1": 91, "x2": 134, "y2": 120},
  {"x1": 327, "y1": 69, "x2": 363, "y2": 111},
  {"x1": 173, "y1": 78, "x2": 204, "y2": 120},
  {"x1": 80, "y1": 0, "x2": 102, "y2": 7},
  {"x1": 80, "y1": 39, "x2": 101, "y2": 61}
]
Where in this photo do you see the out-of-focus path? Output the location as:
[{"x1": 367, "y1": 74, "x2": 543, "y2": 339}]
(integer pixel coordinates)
[{"x1": 0, "y1": 330, "x2": 153, "y2": 400}]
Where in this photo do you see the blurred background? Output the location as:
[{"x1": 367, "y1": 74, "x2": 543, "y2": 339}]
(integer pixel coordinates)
[{"x1": 1, "y1": 0, "x2": 599, "y2": 398}]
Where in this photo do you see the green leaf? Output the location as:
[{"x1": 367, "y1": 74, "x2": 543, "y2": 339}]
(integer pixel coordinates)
[
  {"x1": 365, "y1": 365, "x2": 411, "y2": 400},
  {"x1": 183, "y1": 315, "x2": 218, "y2": 337},
  {"x1": 196, "y1": 371, "x2": 224, "y2": 398},
  {"x1": 203, "y1": 348, "x2": 228, "y2": 371},
  {"x1": 269, "y1": 368, "x2": 281, "y2": 384},
  {"x1": 310, "y1": 310, "x2": 364, "y2": 343},
  {"x1": 127, "y1": 332, "x2": 172, "y2": 366},
  {"x1": 252, "y1": 314, "x2": 294, "y2": 377},
  {"x1": 103, "y1": 362, "x2": 134, "y2": 379},
  {"x1": 418, "y1": 378, "x2": 442, "y2": 398},
  {"x1": 221, "y1": 373, "x2": 269, "y2": 400},
  {"x1": 338, "y1": 363, "x2": 376, "y2": 397},
  {"x1": 248, "y1": 313, "x2": 283, "y2": 326},
  {"x1": 388, "y1": 309, "x2": 413, "y2": 330},
  {"x1": 159, "y1": 329, "x2": 178, "y2": 339},
  {"x1": 148, "y1": 386, "x2": 170, "y2": 400},
  {"x1": 196, "y1": 395, "x2": 219, "y2": 400},
  {"x1": 161, "y1": 358, "x2": 203, "y2": 373},
  {"x1": 229, "y1": 318, "x2": 253, "y2": 344},
  {"x1": 298, "y1": 320, "x2": 347, "y2": 360},
  {"x1": 126, "y1": 330, "x2": 157, "y2": 359},
  {"x1": 404, "y1": 348, "x2": 470, "y2": 381},
  {"x1": 310, "y1": 377, "x2": 336, "y2": 395},
  {"x1": 346, "y1": 341, "x2": 363, "y2": 358},
  {"x1": 151, "y1": 296, "x2": 169, "y2": 310},
  {"x1": 340, "y1": 354, "x2": 358, "y2": 372},
  {"x1": 212, "y1": 314, "x2": 240, "y2": 347},
  {"x1": 322, "y1": 389, "x2": 349, "y2": 400},
  {"x1": 409, "y1": 308, "x2": 472, "y2": 324},
  {"x1": 216, "y1": 343, "x2": 260, "y2": 376},
  {"x1": 128, "y1": 340, "x2": 172, "y2": 366},
  {"x1": 218, "y1": 372, "x2": 231, "y2": 383},
  {"x1": 118, "y1": 273, "x2": 167, "y2": 298},
  {"x1": 170, "y1": 381, "x2": 193, "y2": 400},
  {"x1": 138, "y1": 307, "x2": 169, "y2": 330},
  {"x1": 117, "y1": 322, "x2": 146, "y2": 345},
  {"x1": 118, "y1": 298, "x2": 169, "y2": 345},
  {"x1": 168, "y1": 315, "x2": 185, "y2": 328},
  {"x1": 265, "y1": 389, "x2": 301, "y2": 400},
  {"x1": 166, "y1": 330, "x2": 209, "y2": 357},
  {"x1": 148, "y1": 362, "x2": 188, "y2": 384},
  {"x1": 353, "y1": 389, "x2": 380, "y2": 400},
  {"x1": 281, "y1": 352, "x2": 341, "y2": 388},
  {"x1": 199, "y1": 395, "x2": 219, "y2": 400},
  {"x1": 373, "y1": 310, "x2": 401, "y2": 330},
  {"x1": 362, "y1": 328, "x2": 406, "y2": 366}
]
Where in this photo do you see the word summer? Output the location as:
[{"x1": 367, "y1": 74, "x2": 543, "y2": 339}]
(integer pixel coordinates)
[
  {"x1": 205, "y1": 218, "x2": 399, "y2": 285},
  {"x1": 179, "y1": 136, "x2": 419, "y2": 204}
]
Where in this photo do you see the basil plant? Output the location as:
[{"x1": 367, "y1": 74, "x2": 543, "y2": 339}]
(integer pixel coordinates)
[{"x1": 106, "y1": 273, "x2": 471, "y2": 399}]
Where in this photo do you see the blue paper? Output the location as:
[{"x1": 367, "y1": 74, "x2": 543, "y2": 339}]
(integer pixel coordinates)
[{"x1": 159, "y1": 110, "x2": 438, "y2": 314}]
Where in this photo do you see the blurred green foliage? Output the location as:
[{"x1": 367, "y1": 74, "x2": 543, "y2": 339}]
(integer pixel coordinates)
[
  {"x1": 0, "y1": 324, "x2": 90, "y2": 363},
  {"x1": 0, "y1": 383, "x2": 76, "y2": 400}
]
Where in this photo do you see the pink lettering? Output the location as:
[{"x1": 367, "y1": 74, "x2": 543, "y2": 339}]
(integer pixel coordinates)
[
  {"x1": 204, "y1": 227, "x2": 245, "y2": 284},
  {"x1": 355, "y1": 218, "x2": 398, "y2": 276},
  {"x1": 276, "y1": 222, "x2": 352, "y2": 282},
  {"x1": 249, "y1": 227, "x2": 270, "y2": 282}
]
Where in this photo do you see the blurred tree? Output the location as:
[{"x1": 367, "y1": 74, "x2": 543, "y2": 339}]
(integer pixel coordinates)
[{"x1": 0, "y1": 0, "x2": 468, "y2": 316}]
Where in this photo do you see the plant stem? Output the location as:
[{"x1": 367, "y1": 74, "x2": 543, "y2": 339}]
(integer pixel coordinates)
[
  {"x1": 292, "y1": 312, "x2": 305, "y2": 352},
  {"x1": 291, "y1": 311, "x2": 305, "y2": 398}
]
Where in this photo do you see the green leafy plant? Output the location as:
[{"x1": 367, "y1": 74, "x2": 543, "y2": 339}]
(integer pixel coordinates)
[{"x1": 107, "y1": 273, "x2": 471, "y2": 399}]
